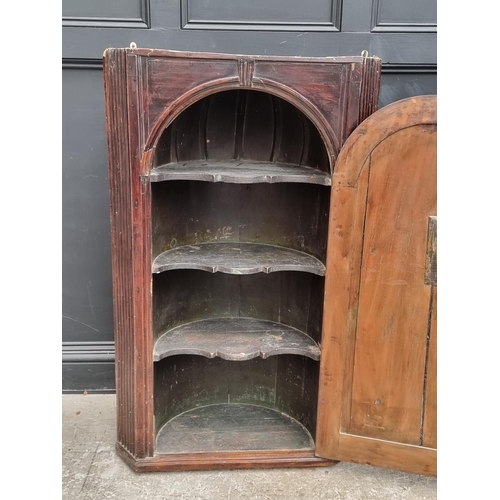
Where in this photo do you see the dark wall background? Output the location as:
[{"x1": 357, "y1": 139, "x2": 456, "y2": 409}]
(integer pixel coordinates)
[{"x1": 62, "y1": 0, "x2": 436, "y2": 392}]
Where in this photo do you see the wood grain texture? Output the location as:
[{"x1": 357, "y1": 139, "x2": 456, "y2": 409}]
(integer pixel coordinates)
[
  {"x1": 171, "y1": 97, "x2": 207, "y2": 162},
  {"x1": 151, "y1": 181, "x2": 330, "y2": 263},
  {"x1": 103, "y1": 48, "x2": 136, "y2": 455},
  {"x1": 116, "y1": 443, "x2": 335, "y2": 472},
  {"x1": 337, "y1": 433, "x2": 436, "y2": 476},
  {"x1": 359, "y1": 56, "x2": 381, "y2": 125},
  {"x1": 104, "y1": 49, "x2": 155, "y2": 459},
  {"x1": 332, "y1": 96, "x2": 437, "y2": 188},
  {"x1": 205, "y1": 91, "x2": 239, "y2": 159},
  {"x1": 152, "y1": 271, "x2": 325, "y2": 345},
  {"x1": 134, "y1": 50, "x2": 381, "y2": 170},
  {"x1": 316, "y1": 165, "x2": 370, "y2": 458},
  {"x1": 339, "y1": 165, "x2": 371, "y2": 433},
  {"x1": 422, "y1": 288, "x2": 437, "y2": 448},
  {"x1": 153, "y1": 317, "x2": 321, "y2": 361},
  {"x1": 156, "y1": 89, "x2": 329, "y2": 175},
  {"x1": 155, "y1": 404, "x2": 314, "y2": 454},
  {"x1": 273, "y1": 97, "x2": 307, "y2": 165},
  {"x1": 150, "y1": 160, "x2": 331, "y2": 185},
  {"x1": 315, "y1": 96, "x2": 437, "y2": 476},
  {"x1": 154, "y1": 356, "x2": 277, "y2": 433},
  {"x1": 349, "y1": 125, "x2": 437, "y2": 444},
  {"x1": 152, "y1": 242, "x2": 326, "y2": 275},
  {"x1": 126, "y1": 52, "x2": 155, "y2": 458},
  {"x1": 154, "y1": 355, "x2": 320, "y2": 441},
  {"x1": 276, "y1": 355, "x2": 321, "y2": 441},
  {"x1": 241, "y1": 91, "x2": 275, "y2": 160}
]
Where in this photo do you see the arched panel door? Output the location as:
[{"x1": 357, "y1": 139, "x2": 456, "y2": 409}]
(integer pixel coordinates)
[{"x1": 316, "y1": 96, "x2": 437, "y2": 476}]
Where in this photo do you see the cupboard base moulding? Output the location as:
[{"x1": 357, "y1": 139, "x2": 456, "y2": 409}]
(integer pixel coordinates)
[{"x1": 116, "y1": 442, "x2": 336, "y2": 472}]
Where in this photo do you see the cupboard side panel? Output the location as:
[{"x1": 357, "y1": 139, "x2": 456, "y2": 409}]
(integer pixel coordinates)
[
  {"x1": 103, "y1": 48, "x2": 136, "y2": 454},
  {"x1": 127, "y1": 53, "x2": 155, "y2": 458}
]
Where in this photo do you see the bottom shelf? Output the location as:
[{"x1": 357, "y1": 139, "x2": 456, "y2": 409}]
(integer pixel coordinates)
[{"x1": 155, "y1": 403, "x2": 315, "y2": 455}]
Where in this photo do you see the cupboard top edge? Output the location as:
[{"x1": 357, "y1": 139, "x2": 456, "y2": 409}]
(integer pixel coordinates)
[{"x1": 103, "y1": 47, "x2": 381, "y2": 64}]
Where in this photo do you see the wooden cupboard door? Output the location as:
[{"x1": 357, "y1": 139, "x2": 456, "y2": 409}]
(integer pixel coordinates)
[{"x1": 316, "y1": 96, "x2": 437, "y2": 476}]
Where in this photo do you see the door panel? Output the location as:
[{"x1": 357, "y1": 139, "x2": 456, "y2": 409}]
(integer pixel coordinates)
[
  {"x1": 316, "y1": 96, "x2": 437, "y2": 475},
  {"x1": 348, "y1": 127, "x2": 436, "y2": 444}
]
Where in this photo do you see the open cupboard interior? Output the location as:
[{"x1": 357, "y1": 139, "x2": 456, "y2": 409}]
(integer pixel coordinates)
[
  {"x1": 151, "y1": 88, "x2": 329, "y2": 456},
  {"x1": 104, "y1": 48, "x2": 436, "y2": 475}
]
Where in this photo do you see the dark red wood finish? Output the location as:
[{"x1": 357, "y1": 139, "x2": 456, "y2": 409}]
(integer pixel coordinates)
[
  {"x1": 116, "y1": 442, "x2": 335, "y2": 473},
  {"x1": 104, "y1": 47, "x2": 381, "y2": 471}
]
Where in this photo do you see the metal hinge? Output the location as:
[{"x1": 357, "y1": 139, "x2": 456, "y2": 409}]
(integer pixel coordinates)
[{"x1": 424, "y1": 216, "x2": 437, "y2": 285}]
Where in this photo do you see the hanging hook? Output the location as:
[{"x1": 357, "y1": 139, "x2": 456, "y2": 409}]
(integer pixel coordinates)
[
  {"x1": 361, "y1": 50, "x2": 369, "y2": 58},
  {"x1": 130, "y1": 42, "x2": 137, "y2": 49}
]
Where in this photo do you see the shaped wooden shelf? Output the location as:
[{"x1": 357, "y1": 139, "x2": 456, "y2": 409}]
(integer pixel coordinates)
[
  {"x1": 153, "y1": 317, "x2": 321, "y2": 362},
  {"x1": 155, "y1": 403, "x2": 315, "y2": 455},
  {"x1": 150, "y1": 160, "x2": 331, "y2": 186},
  {"x1": 152, "y1": 242, "x2": 326, "y2": 275}
]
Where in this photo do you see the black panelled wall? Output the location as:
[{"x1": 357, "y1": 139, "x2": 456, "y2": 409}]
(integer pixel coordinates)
[{"x1": 62, "y1": 0, "x2": 436, "y2": 392}]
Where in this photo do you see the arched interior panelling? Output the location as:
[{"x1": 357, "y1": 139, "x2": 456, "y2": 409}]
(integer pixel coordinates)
[{"x1": 153, "y1": 89, "x2": 329, "y2": 174}]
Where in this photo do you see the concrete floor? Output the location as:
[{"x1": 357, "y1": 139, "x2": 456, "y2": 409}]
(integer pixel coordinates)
[{"x1": 62, "y1": 395, "x2": 437, "y2": 499}]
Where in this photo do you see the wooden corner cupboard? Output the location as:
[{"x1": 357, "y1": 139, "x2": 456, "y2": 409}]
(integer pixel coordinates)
[{"x1": 103, "y1": 47, "x2": 436, "y2": 475}]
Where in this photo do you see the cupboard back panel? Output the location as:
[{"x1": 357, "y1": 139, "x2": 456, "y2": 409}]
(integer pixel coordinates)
[
  {"x1": 153, "y1": 270, "x2": 325, "y2": 344},
  {"x1": 154, "y1": 354, "x2": 319, "y2": 438},
  {"x1": 152, "y1": 181, "x2": 330, "y2": 260}
]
